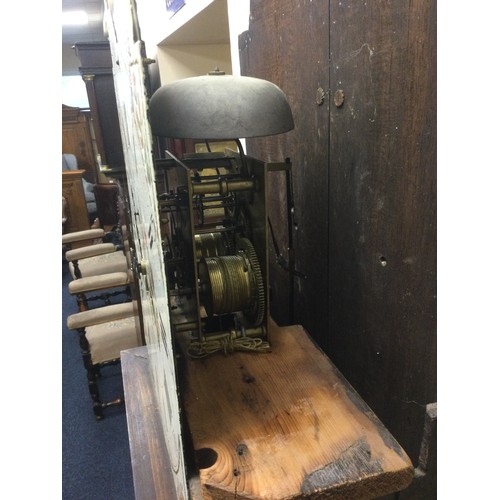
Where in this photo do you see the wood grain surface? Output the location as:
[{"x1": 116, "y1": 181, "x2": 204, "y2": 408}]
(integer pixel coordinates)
[
  {"x1": 179, "y1": 322, "x2": 414, "y2": 499},
  {"x1": 240, "y1": 0, "x2": 436, "y2": 476},
  {"x1": 122, "y1": 347, "x2": 179, "y2": 500}
]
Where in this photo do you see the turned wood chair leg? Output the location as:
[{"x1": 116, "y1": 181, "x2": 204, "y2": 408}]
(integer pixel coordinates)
[
  {"x1": 68, "y1": 302, "x2": 140, "y2": 420},
  {"x1": 73, "y1": 260, "x2": 82, "y2": 279},
  {"x1": 76, "y1": 293, "x2": 89, "y2": 312},
  {"x1": 78, "y1": 328, "x2": 105, "y2": 420},
  {"x1": 76, "y1": 326, "x2": 126, "y2": 420}
]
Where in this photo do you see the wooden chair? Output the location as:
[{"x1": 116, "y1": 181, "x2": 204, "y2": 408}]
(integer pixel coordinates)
[
  {"x1": 63, "y1": 227, "x2": 132, "y2": 310},
  {"x1": 62, "y1": 227, "x2": 105, "y2": 251},
  {"x1": 62, "y1": 225, "x2": 130, "y2": 278},
  {"x1": 68, "y1": 271, "x2": 132, "y2": 312},
  {"x1": 93, "y1": 183, "x2": 120, "y2": 228},
  {"x1": 66, "y1": 301, "x2": 143, "y2": 420},
  {"x1": 65, "y1": 242, "x2": 129, "y2": 280}
]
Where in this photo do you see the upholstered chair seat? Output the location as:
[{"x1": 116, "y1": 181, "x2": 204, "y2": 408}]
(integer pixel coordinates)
[
  {"x1": 66, "y1": 301, "x2": 143, "y2": 419},
  {"x1": 68, "y1": 270, "x2": 133, "y2": 311},
  {"x1": 63, "y1": 226, "x2": 132, "y2": 310},
  {"x1": 62, "y1": 228, "x2": 105, "y2": 247},
  {"x1": 66, "y1": 245, "x2": 129, "y2": 279}
]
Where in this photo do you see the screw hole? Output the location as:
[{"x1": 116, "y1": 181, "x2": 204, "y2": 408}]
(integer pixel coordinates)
[
  {"x1": 236, "y1": 443, "x2": 248, "y2": 455},
  {"x1": 194, "y1": 448, "x2": 218, "y2": 469},
  {"x1": 379, "y1": 256, "x2": 387, "y2": 267}
]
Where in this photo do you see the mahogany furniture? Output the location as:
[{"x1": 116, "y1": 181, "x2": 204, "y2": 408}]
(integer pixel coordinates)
[
  {"x1": 62, "y1": 104, "x2": 97, "y2": 185},
  {"x1": 62, "y1": 170, "x2": 90, "y2": 240}
]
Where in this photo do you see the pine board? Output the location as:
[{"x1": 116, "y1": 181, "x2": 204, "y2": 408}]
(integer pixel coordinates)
[{"x1": 179, "y1": 322, "x2": 413, "y2": 499}]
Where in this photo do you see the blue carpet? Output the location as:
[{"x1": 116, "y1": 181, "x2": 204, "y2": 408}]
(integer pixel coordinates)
[{"x1": 62, "y1": 260, "x2": 135, "y2": 500}]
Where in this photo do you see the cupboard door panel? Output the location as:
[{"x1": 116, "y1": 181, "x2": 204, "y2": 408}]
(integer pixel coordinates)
[
  {"x1": 62, "y1": 105, "x2": 96, "y2": 184},
  {"x1": 241, "y1": 0, "x2": 436, "y2": 486},
  {"x1": 241, "y1": 0, "x2": 331, "y2": 340},
  {"x1": 328, "y1": 0, "x2": 437, "y2": 463}
]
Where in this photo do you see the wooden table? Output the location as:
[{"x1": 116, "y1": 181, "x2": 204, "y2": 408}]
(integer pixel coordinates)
[{"x1": 122, "y1": 322, "x2": 414, "y2": 499}]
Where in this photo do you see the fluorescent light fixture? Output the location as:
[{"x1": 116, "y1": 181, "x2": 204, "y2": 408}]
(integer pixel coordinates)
[{"x1": 62, "y1": 11, "x2": 89, "y2": 26}]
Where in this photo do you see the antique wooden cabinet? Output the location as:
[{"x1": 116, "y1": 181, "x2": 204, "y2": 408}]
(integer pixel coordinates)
[
  {"x1": 62, "y1": 169, "x2": 89, "y2": 237},
  {"x1": 240, "y1": 1, "x2": 437, "y2": 497},
  {"x1": 74, "y1": 42, "x2": 125, "y2": 171},
  {"x1": 62, "y1": 104, "x2": 97, "y2": 184}
]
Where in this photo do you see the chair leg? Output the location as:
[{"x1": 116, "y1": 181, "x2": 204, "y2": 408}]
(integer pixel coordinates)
[
  {"x1": 78, "y1": 329, "x2": 104, "y2": 420},
  {"x1": 72, "y1": 260, "x2": 82, "y2": 279},
  {"x1": 76, "y1": 327, "x2": 124, "y2": 420},
  {"x1": 94, "y1": 359, "x2": 125, "y2": 418},
  {"x1": 76, "y1": 293, "x2": 89, "y2": 312}
]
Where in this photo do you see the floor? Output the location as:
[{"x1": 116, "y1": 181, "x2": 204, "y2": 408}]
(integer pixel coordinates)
[{"x1": 62, "y1": 260, "x2": 135, "y2": 499}]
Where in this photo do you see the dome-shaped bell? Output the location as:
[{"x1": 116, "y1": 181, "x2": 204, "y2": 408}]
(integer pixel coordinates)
[{"x1": 148, "y1": 75, "x2": 294, "y2": 139}]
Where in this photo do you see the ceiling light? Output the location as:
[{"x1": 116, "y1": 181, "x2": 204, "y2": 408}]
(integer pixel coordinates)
[{"x1": 62, "y1": 11, "x2": 88, "y2": 26}]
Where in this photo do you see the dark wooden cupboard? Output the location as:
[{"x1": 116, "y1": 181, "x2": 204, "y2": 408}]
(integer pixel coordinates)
[
  {"x1": 62, "y1": 104, "x2": 97, "y2": 184},
  {"x1": 240, "y1": 1, "x2": 436, "y2": 497},
  {"x1": 62, "y1": 169, "x2": 90, "y2": 237},
  {"x1": 74, "y1": 42, "x2": 125, "y2": 171}
]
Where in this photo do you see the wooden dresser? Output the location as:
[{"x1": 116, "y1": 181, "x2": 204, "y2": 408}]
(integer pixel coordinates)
[
  {"x1": 62, "y1": 169, "x2": 89, "y2": 242},
  {"x1": 62, "y1": 105, "x2": 97, "y2": 185}
]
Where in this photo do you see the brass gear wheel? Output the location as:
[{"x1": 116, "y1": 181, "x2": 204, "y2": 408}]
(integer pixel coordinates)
[
  {"x1": 235, "y1": 237, "x2": 265, "y2": 326},
  {"x1": 198, "y1": 237, "x2": 265, "y2": 327}
]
